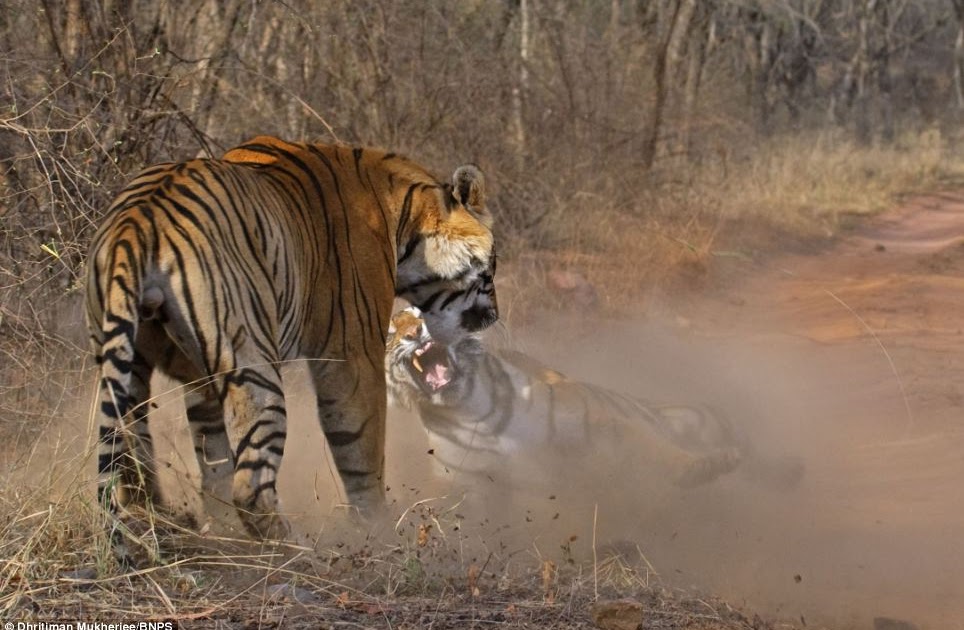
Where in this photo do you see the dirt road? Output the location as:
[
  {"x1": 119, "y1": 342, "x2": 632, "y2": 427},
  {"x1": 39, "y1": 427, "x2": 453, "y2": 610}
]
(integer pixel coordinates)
[
  {"x1": 686, "y1": 192, "x2": 964, "y2": 628},
  {"x1": 528, "y1": 193, "x2": 964, "y2": 629},
  {"x1": 511, "y1": 192, "x2": 964, "y2": 628}
]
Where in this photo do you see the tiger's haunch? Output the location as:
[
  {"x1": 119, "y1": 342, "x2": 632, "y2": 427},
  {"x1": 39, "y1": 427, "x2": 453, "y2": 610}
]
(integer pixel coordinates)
[{"x1": 86, "y1": 136, "x2": 498, "y2": 542}]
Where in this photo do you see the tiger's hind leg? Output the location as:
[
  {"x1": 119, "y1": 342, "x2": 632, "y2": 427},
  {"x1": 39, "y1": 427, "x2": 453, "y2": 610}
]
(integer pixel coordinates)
[
  {"x1": 155, "y1": 281, "x2": 289, "y2": 540},
  {"x1": 673, "y1": 447, "x2": 743, "y2": 488},
  {"x1": 646, "y1": 404, "x2": 745, "y2": 487},
  {"x1": 625, "y1": 420, "x2": 742, "y2": 488},
  {"x1": 97, "y1": 355, "x2": 162, "y2": 513}
]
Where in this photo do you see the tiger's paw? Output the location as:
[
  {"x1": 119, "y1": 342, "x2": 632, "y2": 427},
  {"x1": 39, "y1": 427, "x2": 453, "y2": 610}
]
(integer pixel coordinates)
[
  {"x1": 239, "y1": 511, "x2": 292, "y2": 541},
  {"x1": 744, "y1": 454, "x2": 806, "y2": 491}
]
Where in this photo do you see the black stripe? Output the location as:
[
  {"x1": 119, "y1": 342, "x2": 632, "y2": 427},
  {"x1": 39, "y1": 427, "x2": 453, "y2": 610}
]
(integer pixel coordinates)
[
  {"x1": 223, "y1": 369, "x2": 284, "y2": 397},
  {"x1": 100, "y1": 399, "x2": 128, "y2": 419},
  {"x1": 98, "y1": 425, "x2": 122, "y2": 441},
  {"x1": 419, "y1": 290, "x2": 445, "y2": 312},
  {"x1": 98, "y1": 452, "x2": 126, "y2": 473},
  {"x1": 397, "y1": 233, "x2": 422, "y2": 267},
  {"x1": 438, "y1": 289, "x2": 465, "y2": 310},
  {"x1": 324, "y1": 418, "x2": 370, "y2": 447},
  {"x1": 337, "y1": 468, "x2": 378, "y2": 478},
  {"x1": 103, "y1": 313, "x2": 135, "y2": 341},
  {"x1": 245, "y1": 430, "x2": 287, "y2": 451},
  {"x1": 396, "y1": 184, "x2": 418, "y2": 241},
  {"x1": 235, "y1": 458, "x2": 281, "y2": 472},
  {"x1": 353, "y1": 147, "x2": 364, "y2": 180},
  {"x1": 234, "y1": 419, "x2": 284, "y2": 461},
  {"x1": 102, "y1": 352, "x2": 133, "y2": 374}
]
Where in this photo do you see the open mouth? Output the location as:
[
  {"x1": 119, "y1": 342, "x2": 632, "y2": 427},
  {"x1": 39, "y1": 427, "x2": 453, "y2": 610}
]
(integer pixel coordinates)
[{"x1": 409, "y1": 340, "x2": 455, "y2": 393}]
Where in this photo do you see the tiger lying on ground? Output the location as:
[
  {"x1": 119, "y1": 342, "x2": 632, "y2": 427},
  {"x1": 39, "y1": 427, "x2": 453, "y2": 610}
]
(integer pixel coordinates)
[
  {"x1": 386, "y1": 307, "x2": 803, "y2": 494},
  {"x1": 86, "y1": 137, "x2": 498, "y2": 541}
]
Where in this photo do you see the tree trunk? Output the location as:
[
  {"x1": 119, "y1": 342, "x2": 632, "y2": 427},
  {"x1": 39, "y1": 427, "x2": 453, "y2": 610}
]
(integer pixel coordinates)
[
  {"x1": 744, "y1": 10, "x2": 774, "y2": 136},
  {"x1": 875, "y1": 1, "x2": 895, "y2": 143},
  {"x1": 853, "y1": 0, "x2": 876, "y2": 145},
  {"x1": 642, "y1": 0, "x2": 696, "y2": 170},
  {"x1": 953, "y1": 0, "x2": 964, "y2": 110},
  {"x1": 510, "y1": 0, "x2": 529, "y2": 169},
  {"x1": 64, "y1": 0, "x2": 82, "y2": 61},
  {"x1": 191, "y1": 0, "x2": 246, "y2": 141},
  {"x1": 682, "y1": 4, "x2": 710, "y2": 156}
]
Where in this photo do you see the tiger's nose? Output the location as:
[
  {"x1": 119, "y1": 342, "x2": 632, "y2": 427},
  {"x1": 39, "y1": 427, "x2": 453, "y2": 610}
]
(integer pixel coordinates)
[{"x1": 460, "y1": 303, "x2": 499, "y2": 332}]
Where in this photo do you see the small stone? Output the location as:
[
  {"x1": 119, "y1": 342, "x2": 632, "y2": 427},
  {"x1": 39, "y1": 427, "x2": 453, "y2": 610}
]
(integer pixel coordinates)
[
  {"x1": 60, "y1": 567, "x2": 98, "y2": 581},
  {"x1": 267, "y1": 582, "x2": 322, "y2": 604},
  {"x1": 873, "y1": 617, "x2": 920, "y2": 630},
  {"x1": 547, "y1": 269, "x2": 599, "y2": 307}
]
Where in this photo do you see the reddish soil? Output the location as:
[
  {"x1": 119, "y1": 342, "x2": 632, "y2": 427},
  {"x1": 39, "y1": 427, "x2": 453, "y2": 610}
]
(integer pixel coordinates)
[{"x1": 688, "y1": 192, "x2": 964, "y2": 628}]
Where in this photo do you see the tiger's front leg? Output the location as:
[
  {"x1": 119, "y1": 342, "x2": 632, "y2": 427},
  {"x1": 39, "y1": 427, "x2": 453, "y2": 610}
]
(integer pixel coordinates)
[
  {"x1": 219, "y1": 361, "x2": 291, "y2": 540},
  {"x1": 310, "y1": 361, "x2": 387, "y2": 518}
]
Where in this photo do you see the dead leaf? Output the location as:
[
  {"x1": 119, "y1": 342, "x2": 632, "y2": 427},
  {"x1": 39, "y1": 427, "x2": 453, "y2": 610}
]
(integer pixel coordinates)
[
  {"x1": 417, "y1": 523, "x2": 431, "y2": 547},
  {"x1": 467, "y1": 563, "x2": 481, "y2": 597},
  {"x1": 541, "y1": 560, "x2": 556, "y2": 604}
]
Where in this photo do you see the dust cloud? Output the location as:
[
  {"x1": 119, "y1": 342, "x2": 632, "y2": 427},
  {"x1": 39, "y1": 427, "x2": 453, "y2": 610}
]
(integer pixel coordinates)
[
  {"x1": 243, "y1": 294, "x2": 962, "y2": 629},
  {"x1": 495, "y1": 309, "x2": 964, "y2": 630}
]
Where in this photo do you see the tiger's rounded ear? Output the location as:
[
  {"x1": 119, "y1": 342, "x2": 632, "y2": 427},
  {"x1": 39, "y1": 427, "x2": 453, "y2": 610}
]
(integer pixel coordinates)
[{"x1": 452, "y1": 165, "x2": 486, "y2": 210}]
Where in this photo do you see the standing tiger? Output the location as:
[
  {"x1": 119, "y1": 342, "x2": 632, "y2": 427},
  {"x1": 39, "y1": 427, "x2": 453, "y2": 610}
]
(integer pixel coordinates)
[
  {"x1": 386, "y1": 308, "x2": 803, "y2": 494},
  {"x1": 86, "y1": 137, "x2": 498, "y2": 540}
]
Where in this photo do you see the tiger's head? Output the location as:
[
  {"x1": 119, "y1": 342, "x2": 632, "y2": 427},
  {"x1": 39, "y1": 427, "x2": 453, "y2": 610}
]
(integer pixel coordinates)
[
  {"x1": 385, "y1": 306, "x2": 483, "y2": 409},
  {"x1": 395, "y1": 165, "x2": 498, "y2": 344}
]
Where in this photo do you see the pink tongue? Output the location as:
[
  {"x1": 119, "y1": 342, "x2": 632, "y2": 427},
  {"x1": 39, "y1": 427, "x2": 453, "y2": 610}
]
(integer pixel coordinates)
[{"x1": 425, "y1": 363, "x2": 450, "y2": 390}]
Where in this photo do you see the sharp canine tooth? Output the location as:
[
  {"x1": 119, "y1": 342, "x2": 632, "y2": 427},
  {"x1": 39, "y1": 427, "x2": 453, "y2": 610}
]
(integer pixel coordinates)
[{"x1": 413, "y1": 356, "x2": 424, "y2": 373}]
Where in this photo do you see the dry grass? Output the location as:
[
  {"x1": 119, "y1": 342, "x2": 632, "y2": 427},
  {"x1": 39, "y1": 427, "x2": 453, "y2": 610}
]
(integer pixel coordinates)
[
  {"x1": 497, "y1": 128, "x2": 964, "y2": 319},
  {"x1": 715, "y1": 128, "x2": 960, "y2": 231},
  {"x1": 0, "y1": 463, "x2": 794, "y2": 628}
]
